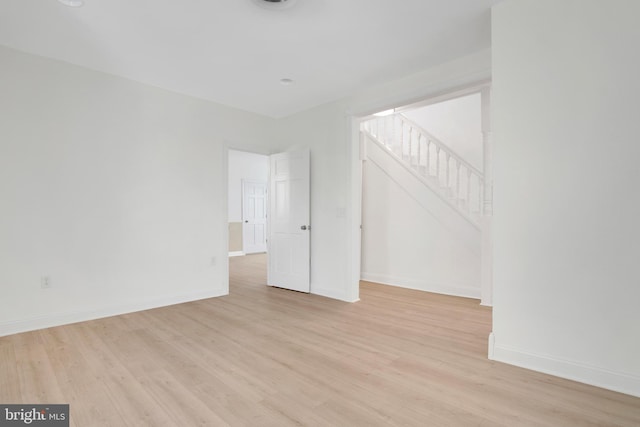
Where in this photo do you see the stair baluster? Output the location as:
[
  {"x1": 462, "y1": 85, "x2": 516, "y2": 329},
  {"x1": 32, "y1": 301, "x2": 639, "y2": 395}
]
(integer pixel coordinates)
[
  {"x1": 455, "y1": 162, "x2": 461, "y2": 202},
  {"x1": 361, "y1": 113, "x2": 483, "y2": 225},
  {"x1": 466, "y1": 170, "x2": 472, "y2": 213},
  {"x1": 446, "y1": 154, "x2": 451, "y2": 192},
  {"x1": 436, "y1": 147, "x2": 441, "y2": 186}
]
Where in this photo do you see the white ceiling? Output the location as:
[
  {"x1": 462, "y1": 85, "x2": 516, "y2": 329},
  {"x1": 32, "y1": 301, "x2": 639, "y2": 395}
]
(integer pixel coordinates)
[{"x1": 0, "y1": 0, "x2": 503, "y2": 118}]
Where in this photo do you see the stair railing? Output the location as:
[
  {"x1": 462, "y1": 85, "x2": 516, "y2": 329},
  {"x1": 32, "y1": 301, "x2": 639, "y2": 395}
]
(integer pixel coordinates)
[{"x1": 362, "y1": 113, "x2": 484, "y2": 219}]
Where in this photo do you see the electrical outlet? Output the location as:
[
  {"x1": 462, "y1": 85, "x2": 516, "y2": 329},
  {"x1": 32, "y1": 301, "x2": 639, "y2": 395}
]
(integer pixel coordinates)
[{"x1": 41, "y1": 276, "x2": 52, "y2": 289}]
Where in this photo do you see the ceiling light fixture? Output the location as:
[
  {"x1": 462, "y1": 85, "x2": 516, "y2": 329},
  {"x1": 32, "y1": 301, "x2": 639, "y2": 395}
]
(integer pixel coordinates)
[
  {"x1": 58, "y1": 0, "x2": 84, "y2": 7},
  {"x1": 280, "y1": 78, "x2": 294, "y2": 86},
  {"x1": 252, "y1": 0, "x2": 299, "y2": 10}
]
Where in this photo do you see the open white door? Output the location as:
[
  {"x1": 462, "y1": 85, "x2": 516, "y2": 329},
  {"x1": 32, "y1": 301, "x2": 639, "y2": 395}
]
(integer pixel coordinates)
[
  {"x1": 268, "y1": 150, "x2": 310, "y2": 293},
  {"x1": 242, "y1": 180, "x2": 267, "y2": 254}
]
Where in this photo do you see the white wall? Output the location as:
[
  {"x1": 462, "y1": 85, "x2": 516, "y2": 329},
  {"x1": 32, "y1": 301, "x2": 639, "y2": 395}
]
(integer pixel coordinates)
[
  {"x1": 492, "y1": 0, "x2": 640, "y2": 397},
  {"x1": 361, "y1": 136, "x2": 481, "y2": 298},
  {"x1": 0, "y1": 43, "x2": 491, "y2": 337},
  {"x1": 0, "y1": 46, "x2": 276, "y2": 336},
  {"x1": 403, "y1": 93, "x2": 483, "y2": 171},
  {"x1": 276, "y1": 50, "x2": 492, "y2": 302},
  {"x1": 227, "y1": 150, "x2": 269, "y2": 223}
]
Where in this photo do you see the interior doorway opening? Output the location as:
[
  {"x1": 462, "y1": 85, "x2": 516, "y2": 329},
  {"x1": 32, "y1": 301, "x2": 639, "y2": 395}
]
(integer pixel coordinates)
[
  {"x1": 227, "y1": 149, "x2": 269, "y2": 290},
  {"x1": 226, "y1": 148, "x2": 312, "y2": 295},
  {"x1": 356, "y1": 83, "x2": 492, "y2": 305}
]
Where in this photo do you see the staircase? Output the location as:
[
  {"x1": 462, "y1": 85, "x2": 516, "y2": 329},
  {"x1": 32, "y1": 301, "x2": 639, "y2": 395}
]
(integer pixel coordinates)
[{"x1": 361, "y1": 113, "x2": 484, "y2": 226}]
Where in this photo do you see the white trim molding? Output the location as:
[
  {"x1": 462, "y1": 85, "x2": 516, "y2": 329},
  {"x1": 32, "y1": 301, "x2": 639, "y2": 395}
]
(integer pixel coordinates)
[
  {"x1": 228, "y1": 251, "x2": 246, "y2": 257},
  {"x1": 490, "y1": 337, "x2": 640, "y2": 398},
  {"x1": 361, "y1": 273, "x2": 480, "y2": 300},
  {"x1": 0, "y1": 289, "x2": 226, "y2": 338}
]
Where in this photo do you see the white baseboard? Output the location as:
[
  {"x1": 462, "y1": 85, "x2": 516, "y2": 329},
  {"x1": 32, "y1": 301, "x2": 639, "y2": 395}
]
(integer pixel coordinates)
[
  {"x1": 0, "y1": 288, "x2": 227, "y2": 337},
  {"x1": 490, "y1": 338, "x2": 640, "y2": 398},
  {"x1": 228, "y1": 251, "x2": 245, "y2": 257},
  {"x1": 361, "y1": 272, "x2": 481, "y2": 300}
]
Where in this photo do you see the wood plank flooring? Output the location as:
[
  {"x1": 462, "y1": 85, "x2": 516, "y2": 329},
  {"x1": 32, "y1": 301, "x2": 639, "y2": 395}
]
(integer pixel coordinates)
[{"x1": 1, "y1": 253, "x2": 639, "y2": 426}]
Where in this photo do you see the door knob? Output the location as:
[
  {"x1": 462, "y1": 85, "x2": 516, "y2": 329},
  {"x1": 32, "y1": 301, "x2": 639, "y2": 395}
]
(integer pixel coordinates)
[
  {"x1": 245, "y1": 220, "x2": 248, "y2": 223},
  {"x1": 300, "y1": 225, "x2": 307, "y2": 230}
]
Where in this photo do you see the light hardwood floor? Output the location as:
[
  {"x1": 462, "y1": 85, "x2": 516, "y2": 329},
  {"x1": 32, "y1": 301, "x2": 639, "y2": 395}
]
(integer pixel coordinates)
[{"x1": 1, "y1": 254, "x2": 639, "y2": 426}]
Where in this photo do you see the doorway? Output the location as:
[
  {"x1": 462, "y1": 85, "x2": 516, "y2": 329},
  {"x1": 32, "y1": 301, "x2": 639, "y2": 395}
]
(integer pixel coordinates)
[
  {"x1": 352, "y1": 83, "x2": 493, "y2": 305},
  {"x1": 227, "y1": 149, "x2": 269, "y2": 289},
  {"x1": 227, "y1": 149, "x2": 269, "y2": 257},
  {"x1": 226, "y1": 148, "x2": 312, "y2": 294}
]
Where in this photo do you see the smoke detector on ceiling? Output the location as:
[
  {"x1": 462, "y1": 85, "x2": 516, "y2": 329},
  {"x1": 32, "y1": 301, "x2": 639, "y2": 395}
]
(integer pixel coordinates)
[{"x1": 252, "y1": 0, "x2": 299, "y2": 10}]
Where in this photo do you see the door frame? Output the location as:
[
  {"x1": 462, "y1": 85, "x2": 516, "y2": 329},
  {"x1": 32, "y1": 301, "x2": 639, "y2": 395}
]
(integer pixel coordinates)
[{"x1": 346, "y1": 80, "x2": 493, "y2": 305}]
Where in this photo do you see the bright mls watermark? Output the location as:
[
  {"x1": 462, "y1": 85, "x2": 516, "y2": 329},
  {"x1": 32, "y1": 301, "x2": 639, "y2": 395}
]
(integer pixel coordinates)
[{"x1": 0, "y1": 405, "x2": 68, "y2": 426}]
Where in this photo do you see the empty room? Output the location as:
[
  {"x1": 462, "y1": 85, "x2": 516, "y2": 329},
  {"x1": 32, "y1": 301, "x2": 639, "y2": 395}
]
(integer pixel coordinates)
[{"x1": 1, "y1": 0, "x2": 639, "y2": 426}]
